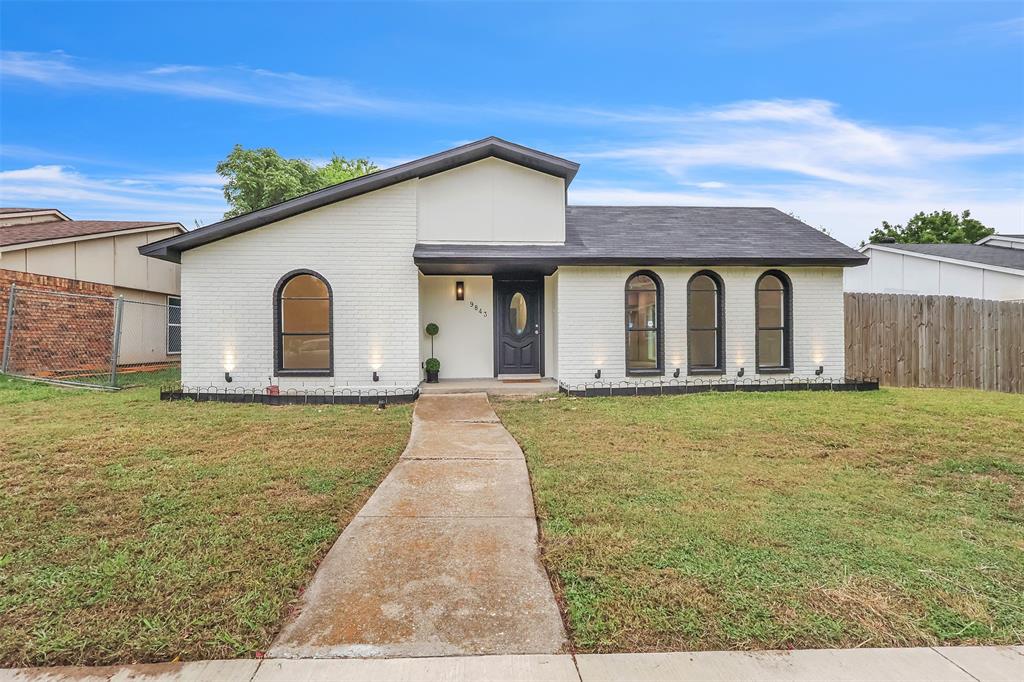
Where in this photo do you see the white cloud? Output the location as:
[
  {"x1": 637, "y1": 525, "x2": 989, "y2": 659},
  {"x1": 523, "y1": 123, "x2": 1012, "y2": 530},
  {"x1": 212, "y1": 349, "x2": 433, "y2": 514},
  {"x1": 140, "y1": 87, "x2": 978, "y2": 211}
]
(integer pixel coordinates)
[
  {"x1": 565, "y1": 99, "x2": 1022, "y2": 244},
  {"x1": 0, "y1": 51, "x2": 404, "y2": 114},
  {"x1": 0, "y1": 164, "x2": 226, "y2": 225}
]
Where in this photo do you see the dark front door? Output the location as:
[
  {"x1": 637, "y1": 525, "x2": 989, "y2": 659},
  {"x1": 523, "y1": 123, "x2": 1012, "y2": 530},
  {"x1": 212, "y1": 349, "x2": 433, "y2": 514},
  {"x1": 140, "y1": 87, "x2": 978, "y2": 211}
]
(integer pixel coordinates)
[{"x1": 494, "y1": 279, "x2": 542, "y2": 375}]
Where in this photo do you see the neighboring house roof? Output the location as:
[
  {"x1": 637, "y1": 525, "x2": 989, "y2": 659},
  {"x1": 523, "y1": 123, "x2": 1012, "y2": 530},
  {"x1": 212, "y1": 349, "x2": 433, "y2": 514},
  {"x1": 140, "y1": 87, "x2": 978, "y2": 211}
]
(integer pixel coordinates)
[
  {"x1": 0, "y1": 207, "x2": 62, "y2": 214},
  {"x1": 863, "y1": 243, "x2": 1024, "y2": 272},
  {"x1": 1, "y1": 219, "x2": 182, "y2": 249},
  {"x1": 415, "y1": 206, "x2": 867, "y2": 273},
  {"x1": 141, "y1": 137, "x2": 580, "y2": 263},
  {"x1": 0, "y1": 207, "x2": 72, "y2": 223}
]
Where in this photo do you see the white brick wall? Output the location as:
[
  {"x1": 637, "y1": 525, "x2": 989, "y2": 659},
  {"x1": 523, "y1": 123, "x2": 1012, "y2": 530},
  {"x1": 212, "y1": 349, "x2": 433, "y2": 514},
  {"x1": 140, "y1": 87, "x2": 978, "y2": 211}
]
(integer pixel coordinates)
[
  {"x1": 556, "y1": 266, "x2": 846, "y2": 385},
  {"x1": 180, "y1": 182, "x2": 421, "y2": 391}
]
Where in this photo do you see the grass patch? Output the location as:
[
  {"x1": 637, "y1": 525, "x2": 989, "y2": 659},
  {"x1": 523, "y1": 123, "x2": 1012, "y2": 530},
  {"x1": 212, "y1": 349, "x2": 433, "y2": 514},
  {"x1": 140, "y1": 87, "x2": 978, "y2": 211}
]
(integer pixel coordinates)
[
  {"x1": 0, "y1": 371, "x2": 411, "y2": 667},
  {"x1": 494, "y1": 388, "x2": 1024, "y2": 652}
]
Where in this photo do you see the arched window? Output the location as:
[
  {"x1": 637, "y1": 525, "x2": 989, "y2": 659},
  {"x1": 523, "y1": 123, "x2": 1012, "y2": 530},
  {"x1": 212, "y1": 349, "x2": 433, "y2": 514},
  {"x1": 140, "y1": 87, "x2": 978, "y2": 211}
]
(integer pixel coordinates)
[
  {"x1": 687, "y1": 271, "x2": 724, "y2": 373},
  {"x1": 625, "y1": 271, "x2": 663, "y2": 375},
  {"x1": 274, "y1": 270, "x2": 333, "y2": 376},
  {"x1": 756, "y1": 270, "x2": 792, "y2": 372}
]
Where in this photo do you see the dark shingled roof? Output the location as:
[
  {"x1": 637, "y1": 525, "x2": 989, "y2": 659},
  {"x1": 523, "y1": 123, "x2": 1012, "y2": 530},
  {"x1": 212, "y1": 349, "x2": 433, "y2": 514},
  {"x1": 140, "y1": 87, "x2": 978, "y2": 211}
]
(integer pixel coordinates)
[
  {"x1": 874, "y1": 243, "x2": 1024, "y2": 271},
  {"x1": 414, "y1": 206, "x2": 867, "y2": 273},
  {"x1": 1, "y1": 220, "x2": 180, "y2": 248}
]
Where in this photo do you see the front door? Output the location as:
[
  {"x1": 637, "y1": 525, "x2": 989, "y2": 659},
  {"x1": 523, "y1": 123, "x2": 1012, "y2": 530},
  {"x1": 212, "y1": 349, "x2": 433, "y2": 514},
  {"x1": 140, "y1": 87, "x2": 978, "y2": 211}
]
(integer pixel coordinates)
[{"x1": 494, "y1": 279, "x2": 542, "y2": 375}]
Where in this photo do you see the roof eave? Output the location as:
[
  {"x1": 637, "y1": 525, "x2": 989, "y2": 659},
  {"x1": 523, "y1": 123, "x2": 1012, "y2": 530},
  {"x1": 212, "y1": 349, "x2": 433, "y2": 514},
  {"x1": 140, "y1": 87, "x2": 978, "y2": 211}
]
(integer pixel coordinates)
[{"x1": 414, "y1": 254, "x2": 870, "y2": 269}]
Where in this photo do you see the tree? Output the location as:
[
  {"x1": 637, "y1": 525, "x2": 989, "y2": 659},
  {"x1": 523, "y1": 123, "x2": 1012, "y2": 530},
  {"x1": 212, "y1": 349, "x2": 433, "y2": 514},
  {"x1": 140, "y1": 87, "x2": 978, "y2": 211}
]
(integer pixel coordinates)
[
  {"x1": 216, "y1": 145, "x2": 379, "y2": 218},
  {"x1": 867, "y1": 210, "x2": 994, "y2": 245},
  {"x1": 318, "y1": 155, "x2": 379, "y2": 186}
]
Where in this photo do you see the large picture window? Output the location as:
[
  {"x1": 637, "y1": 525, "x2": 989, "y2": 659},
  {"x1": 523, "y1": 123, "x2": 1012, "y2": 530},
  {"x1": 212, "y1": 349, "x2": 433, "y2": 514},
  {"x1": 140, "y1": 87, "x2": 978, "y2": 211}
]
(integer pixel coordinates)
[
  {"x1": 274, "y1": 270, "x2": 333, "y2": 376},
  {"x1": 756, "y1": 270, "x2": 792, "y2": 372},
  {"x1": 687, "y1": 271, "x2": 724, "y2": 373},
  {"x1": 625, "y1": 271, "x2": 663, "y2": 375}
]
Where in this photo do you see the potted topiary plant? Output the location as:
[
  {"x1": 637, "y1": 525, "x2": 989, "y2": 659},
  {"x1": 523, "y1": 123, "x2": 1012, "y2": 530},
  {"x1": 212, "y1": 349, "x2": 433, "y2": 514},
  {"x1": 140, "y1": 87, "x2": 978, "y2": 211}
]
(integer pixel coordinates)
[
  {"x1": 424, "y1": 323, "x2": 440, "y2": 382},
  {"x1": 425, "y1": 357, "x2": 440, "y2": 383}
]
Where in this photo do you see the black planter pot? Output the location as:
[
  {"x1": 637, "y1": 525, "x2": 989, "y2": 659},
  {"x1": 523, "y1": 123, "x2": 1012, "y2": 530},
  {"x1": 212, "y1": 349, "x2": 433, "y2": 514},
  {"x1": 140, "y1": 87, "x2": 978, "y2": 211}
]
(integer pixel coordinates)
[{"x1": 425, "y1": 370, "x2": 439, "y2": 383}]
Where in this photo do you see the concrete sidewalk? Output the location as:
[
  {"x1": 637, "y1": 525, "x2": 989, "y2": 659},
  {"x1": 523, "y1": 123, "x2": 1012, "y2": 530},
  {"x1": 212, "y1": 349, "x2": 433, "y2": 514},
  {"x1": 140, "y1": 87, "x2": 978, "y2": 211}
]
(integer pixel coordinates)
[
  {"x1": 4, "y1": 646, "x2": 1021, "y2": 681},
  {"x1": 268, "y1": 393, "x2": 567, "y2": 658}
]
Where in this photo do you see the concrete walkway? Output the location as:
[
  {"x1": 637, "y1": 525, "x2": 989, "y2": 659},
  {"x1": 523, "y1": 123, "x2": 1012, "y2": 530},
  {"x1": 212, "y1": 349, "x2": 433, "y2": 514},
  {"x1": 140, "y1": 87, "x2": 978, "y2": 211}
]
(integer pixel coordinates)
[
  {"x1": 5, "y1": 647, "x2": 1022, "y2": 681},
  {"x1": 268, "y1": 392, "x2": 567, "y2": 658}
]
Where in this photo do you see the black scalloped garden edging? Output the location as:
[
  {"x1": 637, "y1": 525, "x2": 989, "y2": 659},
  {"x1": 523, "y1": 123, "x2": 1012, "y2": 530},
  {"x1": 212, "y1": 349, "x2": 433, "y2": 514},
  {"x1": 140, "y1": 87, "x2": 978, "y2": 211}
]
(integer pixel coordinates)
[
  {"x1": 159, "y1": 387, "x2": 420, "y2": 405},
  {"x1": 559, "y1": 379, "x2": 880, "y2": 398}
]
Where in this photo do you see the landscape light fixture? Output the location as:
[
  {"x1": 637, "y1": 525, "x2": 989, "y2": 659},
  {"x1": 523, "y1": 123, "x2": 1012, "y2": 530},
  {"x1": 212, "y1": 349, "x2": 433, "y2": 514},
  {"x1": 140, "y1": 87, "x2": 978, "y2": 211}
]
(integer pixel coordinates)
[
  {"x1": 455, "y1": 281, "x2": 465, "y2": 301},
  {"x1": 377, "y1": 399, "x2": 386, "y2": 410}
]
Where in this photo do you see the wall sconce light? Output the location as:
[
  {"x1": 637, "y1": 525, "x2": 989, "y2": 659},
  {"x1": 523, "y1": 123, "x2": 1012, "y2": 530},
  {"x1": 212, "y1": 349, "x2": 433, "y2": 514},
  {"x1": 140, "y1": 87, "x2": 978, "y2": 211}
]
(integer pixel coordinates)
[
  {"x1": 372, "y1": 371, "x2": 380, "y2": 382},
  {"x1": 594, "y1": 368, "x2": 602, "y2": 379},
  {"x1": 673, "y1": 368, "x2": 680, "y2": 378},
  {"x1": 224, "y1": 371, "x2": 232, "y2": 383},
  {"x1": 737, "y1": 367, "x2": 745, "y2": 378},
  {"x1": 455, "y1": 281, "x2": 465, "y2": 301},
  {"x1": 815, "y1": 365, "x2": 824, "y2": 376}
]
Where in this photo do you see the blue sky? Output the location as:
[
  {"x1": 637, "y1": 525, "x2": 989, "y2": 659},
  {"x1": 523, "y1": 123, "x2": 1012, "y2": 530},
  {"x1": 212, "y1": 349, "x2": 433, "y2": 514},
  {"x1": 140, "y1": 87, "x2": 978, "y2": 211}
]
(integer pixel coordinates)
[{"x1": 1, "y1": 1, "x2": 1022, "y2": 246}]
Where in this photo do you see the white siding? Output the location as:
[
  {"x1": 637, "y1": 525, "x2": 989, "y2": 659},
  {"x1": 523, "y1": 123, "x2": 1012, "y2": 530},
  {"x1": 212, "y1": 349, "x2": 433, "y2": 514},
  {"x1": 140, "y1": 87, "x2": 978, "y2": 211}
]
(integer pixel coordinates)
[
  {"x1": 556, "y1": 266, "x2": 846, "y2": 385},
  {"x1": 180, "y1": 182, "x2": 420, "y2": 390},
  {"x1": 1, "y1": 228, "x2": 181, "y2": 295},
  {"x1": 844, "y1": 246, "x2": 1024, "y2": 300},
  {"x1": 417, "y1": 158, "x2": 566, "y2": 243}
]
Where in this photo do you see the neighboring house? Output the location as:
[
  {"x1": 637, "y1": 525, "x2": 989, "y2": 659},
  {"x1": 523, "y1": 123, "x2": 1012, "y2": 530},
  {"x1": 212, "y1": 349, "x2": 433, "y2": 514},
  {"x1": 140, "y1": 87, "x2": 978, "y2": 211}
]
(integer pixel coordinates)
[
  {"x1": 844, "y1": 234, "x2": 1024, "y2": 301},
  {"x1": 1, "y1": 207, "x2": 185, "y2": 364},
  {"x1": 139, "y1": 137, "x2": 867, "y2": 391}
]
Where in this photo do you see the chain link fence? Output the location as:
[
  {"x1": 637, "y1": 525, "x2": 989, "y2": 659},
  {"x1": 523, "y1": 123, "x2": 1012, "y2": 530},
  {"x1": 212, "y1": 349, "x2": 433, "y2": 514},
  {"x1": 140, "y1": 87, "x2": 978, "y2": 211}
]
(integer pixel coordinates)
[{"x1": 1, "y1": 284, "x2": 180, "y2": 388}]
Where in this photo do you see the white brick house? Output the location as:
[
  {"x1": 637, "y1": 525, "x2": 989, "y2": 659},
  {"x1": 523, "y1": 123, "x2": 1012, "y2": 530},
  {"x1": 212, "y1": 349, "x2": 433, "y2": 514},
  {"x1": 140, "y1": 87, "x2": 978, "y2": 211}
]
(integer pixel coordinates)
[{"x1": 141, "y1": 138, "x2": 867, "y2": 392}]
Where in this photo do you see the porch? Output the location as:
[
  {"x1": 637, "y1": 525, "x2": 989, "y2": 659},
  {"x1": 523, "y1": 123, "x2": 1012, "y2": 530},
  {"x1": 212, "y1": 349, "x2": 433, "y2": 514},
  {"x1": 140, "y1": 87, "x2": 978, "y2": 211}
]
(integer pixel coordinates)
[
  {"x1": 419, "y1": 376, "x2": 558, "y2": 396},
  {"x1": 418, "y1": 272, "x2": 557, "y2": 382}
]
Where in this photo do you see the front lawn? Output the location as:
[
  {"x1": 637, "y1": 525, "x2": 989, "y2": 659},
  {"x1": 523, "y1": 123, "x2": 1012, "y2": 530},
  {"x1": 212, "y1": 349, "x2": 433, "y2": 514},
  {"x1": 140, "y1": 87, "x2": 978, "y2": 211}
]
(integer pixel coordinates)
[
  {"x1": 494, "y1": 389, "x2": 1024, "y2": 652},
  {"x1": 0, "y1": 372, "x2": 412, "y2": 667}
]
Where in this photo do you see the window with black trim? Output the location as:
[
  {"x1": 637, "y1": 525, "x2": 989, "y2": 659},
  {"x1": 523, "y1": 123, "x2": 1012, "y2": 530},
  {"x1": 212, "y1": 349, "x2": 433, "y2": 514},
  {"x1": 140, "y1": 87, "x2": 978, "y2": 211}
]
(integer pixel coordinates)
[
  {"x1": 687, "y1": 271, "x2": 724, "y2": 373},
  {"x1": 166, "y1": 296, "x2": 181, "y2": 355},
  {"x1": 625, "y1": 271, "x2": 663, "y2": 374},
  {"x1": 275, "y1": 270, "x2": 333, "y2": 375},
  {"x1": 756, "y1": 271, "x2": 792, "y2": 372}
]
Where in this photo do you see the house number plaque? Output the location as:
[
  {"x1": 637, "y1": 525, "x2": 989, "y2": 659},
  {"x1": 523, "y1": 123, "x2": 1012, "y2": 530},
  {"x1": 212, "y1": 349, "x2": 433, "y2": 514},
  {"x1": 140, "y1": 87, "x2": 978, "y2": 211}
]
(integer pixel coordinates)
[{"x1": 468, "y1": 301, "x2": 488, "y2": 317}]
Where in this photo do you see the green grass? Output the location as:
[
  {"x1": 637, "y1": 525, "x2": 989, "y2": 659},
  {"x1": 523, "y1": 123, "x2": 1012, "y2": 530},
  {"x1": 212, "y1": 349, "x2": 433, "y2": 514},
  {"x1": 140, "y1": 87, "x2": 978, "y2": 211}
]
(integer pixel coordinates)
[
  {"x1": 494, "y1": 388, "x2": 1024, "y2": 652},
  {"x1": 0, "y1": 371, "x2": 412, "y2": 667}
]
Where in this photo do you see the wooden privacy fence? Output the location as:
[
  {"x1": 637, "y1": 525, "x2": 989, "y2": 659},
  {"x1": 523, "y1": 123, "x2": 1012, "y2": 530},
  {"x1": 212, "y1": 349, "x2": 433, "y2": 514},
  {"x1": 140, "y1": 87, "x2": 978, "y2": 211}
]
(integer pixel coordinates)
[{"x1": 845, "y1": 293, "x2": 1024, "y2": 394}]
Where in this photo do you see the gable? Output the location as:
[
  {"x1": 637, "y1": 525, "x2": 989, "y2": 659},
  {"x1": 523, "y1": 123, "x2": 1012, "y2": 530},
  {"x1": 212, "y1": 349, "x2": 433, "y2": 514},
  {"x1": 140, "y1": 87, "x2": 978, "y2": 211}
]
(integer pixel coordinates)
[
  {"x1": 417, "y1": 158, "x2": 566, "y2": 243},
  {"x1": 140, "y1": 137, "x2": 579, "y2": 263}
]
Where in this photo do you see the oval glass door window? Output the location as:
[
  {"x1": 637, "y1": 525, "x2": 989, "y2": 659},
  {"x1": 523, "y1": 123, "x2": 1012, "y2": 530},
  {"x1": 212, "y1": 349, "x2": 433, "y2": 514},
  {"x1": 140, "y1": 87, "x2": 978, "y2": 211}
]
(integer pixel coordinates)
[{"x1": 509, "y1": 292, "x2": 528, "y2": 335}]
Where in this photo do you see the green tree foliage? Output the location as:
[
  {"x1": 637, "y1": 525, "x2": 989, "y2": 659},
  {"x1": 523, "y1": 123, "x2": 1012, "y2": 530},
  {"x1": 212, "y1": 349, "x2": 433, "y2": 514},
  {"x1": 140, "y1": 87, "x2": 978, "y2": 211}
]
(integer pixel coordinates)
[
  {"x1": 216, "y1": 145, "x2": 379, "y2": 218},
  {"x1": 318, "y1": 156, "x2": 379, "y2": 187},
  {"x1": 867, "y1": 210, "x2": 994, "y2": 245}
]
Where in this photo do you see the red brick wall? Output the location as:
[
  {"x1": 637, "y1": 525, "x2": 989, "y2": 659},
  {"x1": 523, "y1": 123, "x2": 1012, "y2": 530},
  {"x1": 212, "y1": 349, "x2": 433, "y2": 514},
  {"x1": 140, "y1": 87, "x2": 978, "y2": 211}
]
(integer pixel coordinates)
[{"x1": 0, "y1": 269, "x2": 116, "y2": 376}]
